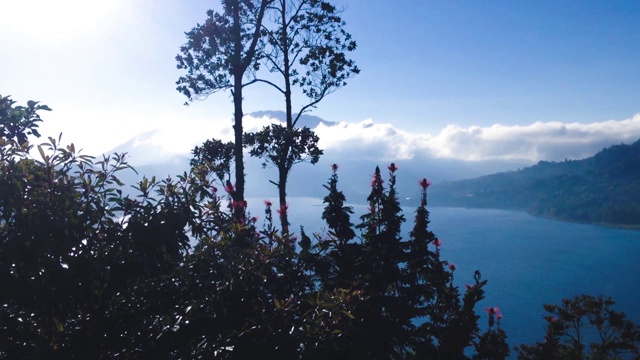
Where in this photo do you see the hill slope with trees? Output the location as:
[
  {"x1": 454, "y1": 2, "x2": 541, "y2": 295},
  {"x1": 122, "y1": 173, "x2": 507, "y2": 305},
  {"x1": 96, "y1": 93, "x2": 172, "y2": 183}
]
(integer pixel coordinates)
[{"x1": 430, "y1": 140, "x2": 640, "y2": 228}]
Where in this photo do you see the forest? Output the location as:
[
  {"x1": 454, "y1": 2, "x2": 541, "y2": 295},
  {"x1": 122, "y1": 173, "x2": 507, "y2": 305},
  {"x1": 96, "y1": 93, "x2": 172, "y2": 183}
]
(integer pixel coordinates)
[
  {"x1": 431, "y1": 140, "x2": 640, "y2": 228},
  {"x1": 2, "y1": 0, "x2": 640, "y2": 359}
]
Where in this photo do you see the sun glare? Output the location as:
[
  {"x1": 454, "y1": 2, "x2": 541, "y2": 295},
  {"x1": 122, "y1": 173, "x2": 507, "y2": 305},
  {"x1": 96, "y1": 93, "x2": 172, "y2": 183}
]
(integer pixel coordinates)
[{"x1": 0, "y1": 0, "x2": 125, "y2": 42}]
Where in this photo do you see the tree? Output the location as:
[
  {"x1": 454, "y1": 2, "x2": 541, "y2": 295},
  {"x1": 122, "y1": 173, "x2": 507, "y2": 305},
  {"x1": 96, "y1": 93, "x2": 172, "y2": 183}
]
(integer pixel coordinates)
[
  {"x1": 516, "y1": 294, "x2": 640, "y2": 360},
  {"x1": 301, "y1": 164, "x2": 506, "y2": 359},
  {"x1": 243, "y1": 124, "x2": 322, "y2": 233},
  {"x1": 176, "y1": 0, "x2": 272, "y2": 216},
  {"x1": 0, "y1": 94, "x2": 49, "y2": 145},
  {"x1": 244, "y1": 0, "x2": 359, "y2": 233},
  {"x1": 0, "y1": 98, "x2": 199, "y2": 358}
]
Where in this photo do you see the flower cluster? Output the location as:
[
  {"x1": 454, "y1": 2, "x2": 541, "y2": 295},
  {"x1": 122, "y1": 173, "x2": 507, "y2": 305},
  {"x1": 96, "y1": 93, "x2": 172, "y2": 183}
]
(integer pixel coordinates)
[
  {"x1": 484, "y1": 306, "x2": 503, "y2": 320},
  {"x1": 419, "y1": 178, "x2": 431, "y2": 190}
]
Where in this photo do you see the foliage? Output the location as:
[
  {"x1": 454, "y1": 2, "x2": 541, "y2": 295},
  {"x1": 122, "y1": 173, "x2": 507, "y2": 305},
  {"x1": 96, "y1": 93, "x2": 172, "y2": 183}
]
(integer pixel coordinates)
[
  {"x1": 242, "y1": 0, "x2": 359, "y2": 233},
  {"x1": 0, "y1": 99, "x2": 198, "y2": 358},
  {"x1": 190, "y1": 138, "x2": 235, "y2": 185},
  {"x1": 0, "y1": 94, "x2": 50, "y2": 145},
  {"x1": 244, "y1": 124, "x2": 323, "y2": 232},
  {"x1": 431, "y1": 140, "x2": 640, "y2": 228},
  {"x1": 516, "y1": 294, "x2": 640, "y2": 360},
  {"x1": 176, "y1": 0, "x2": 272, "y2": 207},
  {"x1": 4, "y1": 97, "x2": 638, "y2": 360},
  {"x1": 256, "y1": 0, "x2": 359, "y2": 125}
]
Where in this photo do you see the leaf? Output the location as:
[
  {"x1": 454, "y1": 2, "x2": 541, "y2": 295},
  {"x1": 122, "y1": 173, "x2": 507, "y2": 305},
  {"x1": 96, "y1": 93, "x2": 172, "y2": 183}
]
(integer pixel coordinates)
[
  {"x1": 340, "y1": 309, "x2": 355, "y2": 319},
  {"x1": 37, "y1": 144, "x2": 45, "y2": 161},
  {"x1": 53, "y1": 317, "x2": 64, "y2": 331}
]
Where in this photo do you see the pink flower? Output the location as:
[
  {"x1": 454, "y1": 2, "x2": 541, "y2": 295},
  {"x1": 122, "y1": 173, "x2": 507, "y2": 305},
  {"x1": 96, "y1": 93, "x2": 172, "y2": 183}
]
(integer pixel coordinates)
[
  {"x1": 433, "y1": 238, "x2": 442, "y2": 247},
  {"x1": 211, "y1": 186, "x2": 218, "y2": 193},
  {"x1": 484, "y1": 307, "x2": 502, "y2": 318},
  {"x1": 225, "y1": 183, "x2": 235, "y2": 194},
  {"x1": 331, "y1": 163, "x2": 338, "y2": 172},
  {"x1": 290, "y1": 236, "x2": 298, "y2": 243},
  {"x1": 250, "y1": 216, "x2": 258, "y2": 223},
  {"x1": 484, "y1": 307, "x2": 495, "y2": 315},
  {"x1": 387, "y1": 163, "x2": 398, "y2": 172},
  {"x1": 448, "y1": 263, "x2": 456, "y2": 271},
  {"x1": 277, "y1": 204, "x2": 288, "y2": 215},
  {"x1": 550, "y1": 316, "x2": 557, "y2": 323},
  {"x1": 231, "y1": 200, "x2": 247, "y2": 209},
  {"x1": 419, "y1": 178, "x2": 431, "y2": 190},
  {"x1": 370, "y1": 176, "x2": 382, "y2": 187},
  {"x1": 264, "y1": 199, "x2": 272, "y2": 207}
]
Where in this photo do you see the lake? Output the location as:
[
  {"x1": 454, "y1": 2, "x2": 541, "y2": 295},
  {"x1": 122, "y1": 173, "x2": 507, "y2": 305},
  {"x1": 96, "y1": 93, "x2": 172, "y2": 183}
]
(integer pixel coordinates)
[{"x1": 249, "y1": 197, "x2": 640, "y2": 352}]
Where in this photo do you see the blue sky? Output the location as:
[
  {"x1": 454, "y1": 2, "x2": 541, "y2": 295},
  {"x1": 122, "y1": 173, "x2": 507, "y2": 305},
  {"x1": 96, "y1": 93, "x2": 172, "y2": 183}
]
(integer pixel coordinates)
[{"x1": 2, "y1": 0, "x2": 640, "y2": 162}]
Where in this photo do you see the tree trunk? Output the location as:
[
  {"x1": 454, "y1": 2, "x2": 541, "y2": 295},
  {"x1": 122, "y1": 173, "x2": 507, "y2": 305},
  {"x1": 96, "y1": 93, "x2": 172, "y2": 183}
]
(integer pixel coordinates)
[
  {"x1": 232, "y1": 0, "x2": 245, "y2": 219},
  {"x1": 279, "y1": 0, "x2": 292, "y2": 234},
  {"x1": 278, "y1": 163, "x2": 289, "y2": 235}
]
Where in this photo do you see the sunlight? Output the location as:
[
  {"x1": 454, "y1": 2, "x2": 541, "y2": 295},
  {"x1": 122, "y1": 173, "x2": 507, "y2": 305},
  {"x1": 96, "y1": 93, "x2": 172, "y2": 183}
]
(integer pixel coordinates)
[{"x1": 0, "y1": 0, "x2": 126, "y2": 42}]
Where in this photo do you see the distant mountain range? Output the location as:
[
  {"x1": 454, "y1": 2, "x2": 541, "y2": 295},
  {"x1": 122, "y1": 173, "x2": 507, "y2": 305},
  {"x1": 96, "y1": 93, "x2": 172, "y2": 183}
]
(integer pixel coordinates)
[{"x1": 429, "y1": 139, "x2": 640, "y2": 228}]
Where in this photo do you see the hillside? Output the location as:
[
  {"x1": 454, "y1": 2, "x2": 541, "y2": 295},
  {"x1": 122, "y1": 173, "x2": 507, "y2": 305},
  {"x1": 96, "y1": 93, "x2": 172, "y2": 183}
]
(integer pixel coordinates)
[{"x1": 430, "y1": 139, "x2": 640, "y2": 228}]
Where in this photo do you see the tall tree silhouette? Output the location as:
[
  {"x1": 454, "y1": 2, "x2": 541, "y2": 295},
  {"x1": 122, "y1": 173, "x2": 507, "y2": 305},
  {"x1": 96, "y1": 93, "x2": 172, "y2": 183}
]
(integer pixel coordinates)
[
  {"x1": 176, "y1": 0, "x2": 271, "y2": 217},
  {"x1": 244, "y1": 0, "x2": 359, "y2": 233}
]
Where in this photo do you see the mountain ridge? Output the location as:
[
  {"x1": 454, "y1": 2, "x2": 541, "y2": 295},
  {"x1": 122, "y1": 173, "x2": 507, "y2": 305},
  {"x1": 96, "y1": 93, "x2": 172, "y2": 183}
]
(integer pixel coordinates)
[{"x1": 430, "y1": 139, "x2": 640, "y2": 228}]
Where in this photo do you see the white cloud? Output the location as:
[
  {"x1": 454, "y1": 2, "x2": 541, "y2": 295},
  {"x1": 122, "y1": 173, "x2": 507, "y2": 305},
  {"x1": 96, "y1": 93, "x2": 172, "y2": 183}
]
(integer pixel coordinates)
[
  {"x1": 43, "y1": 106, "x2": 640, "y2": 166},
  {"x1": 316, "y1": 114, "x2": 640, "y2": 163},
  {"x1": 104, "y1": 114, "x2": 283, "y2": 165}
]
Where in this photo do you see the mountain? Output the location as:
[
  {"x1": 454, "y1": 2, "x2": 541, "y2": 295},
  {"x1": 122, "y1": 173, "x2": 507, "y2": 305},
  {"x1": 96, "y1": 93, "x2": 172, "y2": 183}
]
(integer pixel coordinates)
[
  {"x1": 248, "y1": 110, "x2": 337, "y2": 128},
  {"x1": 429, "y1": 139, "x2": 640, "y2": 228}
]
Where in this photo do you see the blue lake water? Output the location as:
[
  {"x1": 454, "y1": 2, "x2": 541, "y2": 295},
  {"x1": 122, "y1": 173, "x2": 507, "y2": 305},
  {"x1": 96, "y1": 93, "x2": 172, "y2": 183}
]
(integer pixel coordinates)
[{"x1": 249, "y1": 197, "x2": 640, "y2": 351}]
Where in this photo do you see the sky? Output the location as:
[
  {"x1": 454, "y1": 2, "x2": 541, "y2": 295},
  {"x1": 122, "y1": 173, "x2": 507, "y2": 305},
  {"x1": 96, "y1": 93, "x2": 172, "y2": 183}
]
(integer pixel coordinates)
[{"x1": 2, "y1": 0, "x2": 640, "y2": 166}]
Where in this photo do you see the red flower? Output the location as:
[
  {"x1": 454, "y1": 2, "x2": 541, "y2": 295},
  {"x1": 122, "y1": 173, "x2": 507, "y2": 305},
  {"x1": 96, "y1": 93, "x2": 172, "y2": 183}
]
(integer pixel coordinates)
[
  {"x1": 484, "y1": 307, "x2": 502, "y2": 318},
  {"x1": 277, "y1": 204, "x2": 288, "y2": 215},
  {"x1": 419, "y1": 178, "x2": 431, "y2": 190},
  {"x1": 211, "y1": 186, "x2": 218, "y2": 193},
  {"x1": 433, "y1": 238, "x2": 442, "y2": 247},
  {"x1": 388, "y1": 163, "x2": 398, "y2": 172},
  {"x1": 264, "y1": 199, "x2": 272, "y2": 207},
  {"x1": 484, "y1": 307, "x2": 495, "y2": 315},
  {"x1": 331, "y1": 163, "x2": 338, "y2": 172},
  {"x1": 225, "y1": 183, "x2": 235, "y2": 194},
  {"x1": 448, "y1": 263, "x2": 456, "y2": 271},
  {"x1": 465, "y1": 284, "x2": 475, "y2": 290},
  {"x1": 550, "y1": 316, "x2": 557, "y2": 323}
]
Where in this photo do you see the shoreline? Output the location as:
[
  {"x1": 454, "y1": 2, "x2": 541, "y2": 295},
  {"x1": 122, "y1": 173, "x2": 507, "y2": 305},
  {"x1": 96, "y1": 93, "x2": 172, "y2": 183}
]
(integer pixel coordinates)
[{"x1": 431, "y1": 204, "x2": 640, "y2": 231}]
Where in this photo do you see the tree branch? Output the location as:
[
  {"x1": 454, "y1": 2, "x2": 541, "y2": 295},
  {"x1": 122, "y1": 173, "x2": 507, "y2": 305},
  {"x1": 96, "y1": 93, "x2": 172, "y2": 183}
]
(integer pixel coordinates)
[{"x1": 243, "y1": 79, "x2": 286, "y2": 94}]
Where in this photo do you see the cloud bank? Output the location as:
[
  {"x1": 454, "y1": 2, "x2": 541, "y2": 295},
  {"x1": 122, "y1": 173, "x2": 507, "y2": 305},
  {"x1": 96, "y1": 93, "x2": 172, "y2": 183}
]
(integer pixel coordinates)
[
  {"x1": 106, "y1": 112, "x2": 640, "y2": 166},
  {"x1": 315, "y1": 114, "x2": 640, "y2": 163}
]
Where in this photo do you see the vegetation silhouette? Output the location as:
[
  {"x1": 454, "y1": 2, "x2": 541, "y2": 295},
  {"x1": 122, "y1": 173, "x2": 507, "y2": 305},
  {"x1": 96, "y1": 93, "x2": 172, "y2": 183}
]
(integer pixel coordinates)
[{"x1": 3, "y1": 95, "x2": 639, "y2": 358}]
